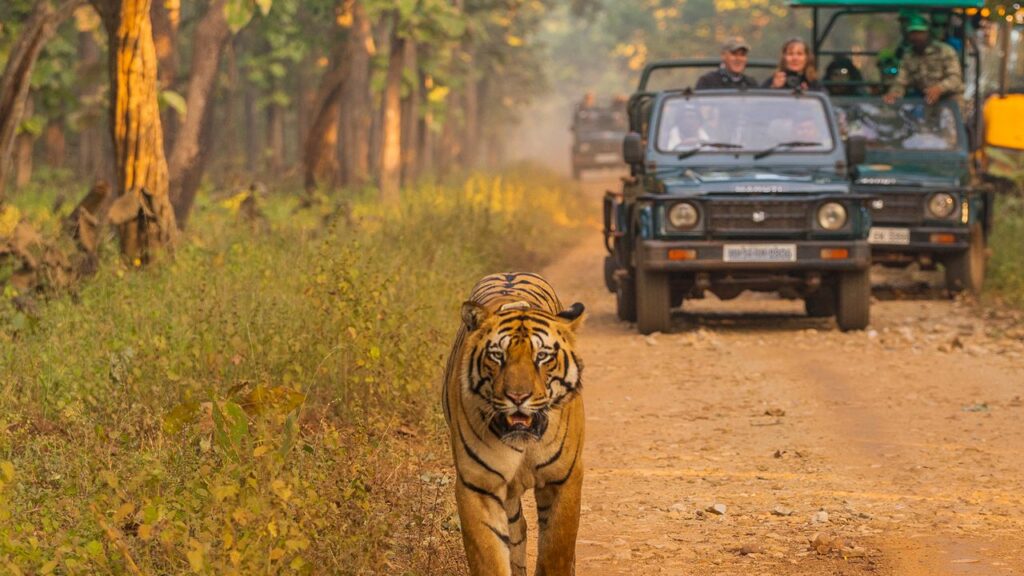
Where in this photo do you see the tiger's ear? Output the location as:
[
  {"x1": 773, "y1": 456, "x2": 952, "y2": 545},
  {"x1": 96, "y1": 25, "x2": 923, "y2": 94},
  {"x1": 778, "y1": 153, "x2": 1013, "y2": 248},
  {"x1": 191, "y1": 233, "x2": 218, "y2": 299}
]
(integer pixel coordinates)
[
  {"x1": 461, "y1": 301, "x2": 490, "y2": 332},
  {"x1": 556, "y1": 302, "x2": 586, "y2": 332}
]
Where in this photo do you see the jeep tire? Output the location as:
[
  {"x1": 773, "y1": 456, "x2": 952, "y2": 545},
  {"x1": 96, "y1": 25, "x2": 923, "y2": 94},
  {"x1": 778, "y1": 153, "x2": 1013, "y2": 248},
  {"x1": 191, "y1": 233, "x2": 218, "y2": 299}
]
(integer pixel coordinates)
[
  {"x1": 636, "y1": 266, "x2": 671, "y2": 334},
  {"x1": 603, "y1": 255, "x2": 618, "y2": 293},
  {"x1": 804, "y1": 286, "x2": 836, "y2": 318},
  {"x1": 836, "y1": 269, "x2": 870, "y2": 332},
  {"x1": 616, "y1": 274, "x2": 637, "y2": 323},
  {"x1": 944, "y1": 223, "x2": 986, "y2": 295}
]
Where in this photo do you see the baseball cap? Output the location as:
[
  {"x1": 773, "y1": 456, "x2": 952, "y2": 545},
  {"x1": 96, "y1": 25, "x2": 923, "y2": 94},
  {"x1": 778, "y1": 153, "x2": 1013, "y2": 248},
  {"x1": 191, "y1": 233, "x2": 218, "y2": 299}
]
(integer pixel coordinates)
[
  {"x1": 722, "y1": 37, "x2": 750, "y2": 53},
  {"x1": 905, "y1": 13, "x2": 930, "y2": 33}
]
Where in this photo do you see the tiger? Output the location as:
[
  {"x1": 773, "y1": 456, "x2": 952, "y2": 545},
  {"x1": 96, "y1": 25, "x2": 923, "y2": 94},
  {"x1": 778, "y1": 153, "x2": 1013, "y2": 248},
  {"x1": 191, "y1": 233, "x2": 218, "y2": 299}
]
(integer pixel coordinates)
[{"x1": 442, "y1": 272, "x2": 586, "y2": 576}]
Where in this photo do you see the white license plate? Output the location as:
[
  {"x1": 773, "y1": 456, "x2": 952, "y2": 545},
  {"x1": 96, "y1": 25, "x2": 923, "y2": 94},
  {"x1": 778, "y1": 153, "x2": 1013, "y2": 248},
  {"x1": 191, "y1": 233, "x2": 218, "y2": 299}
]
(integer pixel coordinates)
[
  {"x1": 594, "y1": 153, "x2": 619, "y2": 163},
  {"x1": 869, "y1": 227, "x2": 911, "y2": 245},
  {"x1": 722, "y1": 244, "x2": 797, "y2": 262}
]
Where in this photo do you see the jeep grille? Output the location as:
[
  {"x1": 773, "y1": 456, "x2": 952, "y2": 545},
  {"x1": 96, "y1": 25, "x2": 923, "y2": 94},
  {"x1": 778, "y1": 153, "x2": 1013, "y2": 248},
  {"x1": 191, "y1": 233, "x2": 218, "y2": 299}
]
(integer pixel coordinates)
[
  {"x1": 707, "y1": 200, "x2": 809, "y2": 233},
  {"x1": 869, "y1": 192, "x2": 923, "y2": 225}
]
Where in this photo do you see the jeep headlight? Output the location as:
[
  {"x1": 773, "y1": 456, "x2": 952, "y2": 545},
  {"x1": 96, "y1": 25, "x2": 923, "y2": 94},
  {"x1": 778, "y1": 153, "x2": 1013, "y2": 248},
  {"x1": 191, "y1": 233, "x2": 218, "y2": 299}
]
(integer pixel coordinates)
[
  {"x1": 927, "y1": 192, "x2": 956, "y2": 218},
  {"x1": 817, "y1": 202, "x2": 848, "y2": 230},
  {"x1": 667, "y1": 202, "x2": 699, "y2": 229}
]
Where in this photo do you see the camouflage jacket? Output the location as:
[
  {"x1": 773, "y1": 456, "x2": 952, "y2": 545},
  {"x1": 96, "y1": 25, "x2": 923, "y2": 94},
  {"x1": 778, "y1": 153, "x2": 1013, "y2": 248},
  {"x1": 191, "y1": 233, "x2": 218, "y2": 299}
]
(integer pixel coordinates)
[{"x1": 887, "y1": 41, "x2": 963, "y2": 99}]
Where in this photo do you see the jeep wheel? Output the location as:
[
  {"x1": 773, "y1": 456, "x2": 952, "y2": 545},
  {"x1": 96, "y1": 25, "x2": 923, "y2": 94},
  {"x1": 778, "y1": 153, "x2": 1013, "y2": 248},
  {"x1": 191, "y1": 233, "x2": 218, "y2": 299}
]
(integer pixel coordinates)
[
  {"x1": 636, "y1": 266, "x2": 671, "y2": 334},
  {"x1": 804, "y1": 286, "x2": 836, "y2": 318},
  {"x1": 616, "y1": 274, "x2": 637, "y2": 323},
  {"x1": 603, "y1": 255, "x2": 618, "y2": 293},
  {"x1": 836, "y1": 270, "x2": 870, "y2": 332},
  {"x1": 944, "y1": 224, "x2": 986, "y2": 295}
]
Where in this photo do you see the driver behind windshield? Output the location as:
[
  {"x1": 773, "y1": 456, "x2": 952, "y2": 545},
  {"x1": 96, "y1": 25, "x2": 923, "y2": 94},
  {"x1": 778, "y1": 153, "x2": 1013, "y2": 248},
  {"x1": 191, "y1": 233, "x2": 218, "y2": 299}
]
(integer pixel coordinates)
[
  {"x1": 663, "y1": 106, "x2": 710, "y2": 150},
  {"x1": 883, "y1": 13, "x2": 963, "y2": 106}
]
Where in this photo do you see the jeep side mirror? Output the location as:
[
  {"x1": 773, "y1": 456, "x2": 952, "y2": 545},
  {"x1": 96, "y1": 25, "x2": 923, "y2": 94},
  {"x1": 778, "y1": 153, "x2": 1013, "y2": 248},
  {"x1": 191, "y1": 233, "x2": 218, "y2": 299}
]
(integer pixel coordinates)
[
  {"x1": 623, "y1": 132, "x2": 644, "y2": 165},
  {"x1": 846, "y1": 135, "x2": 867, "y2": 167}
]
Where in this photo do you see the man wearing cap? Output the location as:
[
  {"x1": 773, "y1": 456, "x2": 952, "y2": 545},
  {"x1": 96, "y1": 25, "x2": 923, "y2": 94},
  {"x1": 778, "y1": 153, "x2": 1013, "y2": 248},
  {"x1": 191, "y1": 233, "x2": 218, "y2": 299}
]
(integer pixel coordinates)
[
  {"x1": 696, "y1": 37, "x2": 758, "y2": 90},
  {"x1": 883, "y1": 13, "x2": 962, "y2": 106}
]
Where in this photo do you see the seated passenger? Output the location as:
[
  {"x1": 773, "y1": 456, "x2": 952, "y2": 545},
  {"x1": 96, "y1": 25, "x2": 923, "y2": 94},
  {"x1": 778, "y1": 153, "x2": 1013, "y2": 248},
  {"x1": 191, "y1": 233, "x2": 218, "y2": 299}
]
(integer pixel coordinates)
[
  {"x1": 664, "y1": 107, "x2": 710, "y2": 150},
  {"x1": 875, "y1": 48, "x2": 901, "y2": 94},
  {"x1": 696, "y1": 37, "x2": 759, "y2": 90},
  {"x1": 883, "y1": 13, "x2": 963, "y2": 106},
  {"x1": 824, "y1": 57, "x2": 864, "y2": 96},
  {"x1": 764, "y1": 37, "x2": 823, "y2": 92}
]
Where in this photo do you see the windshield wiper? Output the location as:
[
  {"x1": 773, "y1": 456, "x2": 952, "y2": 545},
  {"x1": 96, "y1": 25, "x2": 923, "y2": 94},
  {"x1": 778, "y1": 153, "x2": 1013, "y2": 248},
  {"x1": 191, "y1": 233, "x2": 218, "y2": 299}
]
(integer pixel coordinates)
[
  {"x1": 676, "y1": 140, "x2": 742, "y2": 159},
  {"x1": 753, "y1": 141, "x2": 820, "y2": 160}
]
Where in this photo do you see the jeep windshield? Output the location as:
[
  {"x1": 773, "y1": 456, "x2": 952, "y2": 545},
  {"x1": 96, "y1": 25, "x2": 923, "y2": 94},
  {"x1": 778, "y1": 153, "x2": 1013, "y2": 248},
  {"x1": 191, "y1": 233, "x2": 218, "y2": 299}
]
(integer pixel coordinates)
[
  {"x1": 833, "y1": 99, "x2": 960, "y2": 152},
  {"x1": 574, "y1": 108, "x2": 627, "y2": 134},
  {"x1": 655, "y1": 94, "x2": 835, "y2": 155}
]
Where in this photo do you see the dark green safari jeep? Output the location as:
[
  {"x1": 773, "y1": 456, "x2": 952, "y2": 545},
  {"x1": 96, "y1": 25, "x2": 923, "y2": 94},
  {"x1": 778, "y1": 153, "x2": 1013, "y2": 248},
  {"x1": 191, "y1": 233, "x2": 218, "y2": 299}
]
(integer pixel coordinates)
[
  {"x1": 790, "y1": 0, "x2": 994, "y2": 293},
  {"x1": 604, "y1": 60, "x2": 874, "y2": 334},
  {"x1": 571, "y1": 101, "x2": 629, "y2": 179}
]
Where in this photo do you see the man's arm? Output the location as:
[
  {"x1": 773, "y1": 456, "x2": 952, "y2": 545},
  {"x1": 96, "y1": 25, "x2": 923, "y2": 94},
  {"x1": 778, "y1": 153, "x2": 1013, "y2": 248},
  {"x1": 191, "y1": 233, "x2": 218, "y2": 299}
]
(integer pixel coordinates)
[{"x1": 935, "y1": 44, "x2": 964, "y2": 95}]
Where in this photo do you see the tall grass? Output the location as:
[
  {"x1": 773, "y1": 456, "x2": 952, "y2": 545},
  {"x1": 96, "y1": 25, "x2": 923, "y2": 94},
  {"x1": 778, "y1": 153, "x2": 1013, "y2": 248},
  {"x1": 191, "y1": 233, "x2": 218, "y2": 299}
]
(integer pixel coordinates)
[
  {"x1": 0, "y1": 169, "x2": 588, "y2": 574},
  {"x1": 988, "y1": 194, "x2": 1024, "y2": 309}
]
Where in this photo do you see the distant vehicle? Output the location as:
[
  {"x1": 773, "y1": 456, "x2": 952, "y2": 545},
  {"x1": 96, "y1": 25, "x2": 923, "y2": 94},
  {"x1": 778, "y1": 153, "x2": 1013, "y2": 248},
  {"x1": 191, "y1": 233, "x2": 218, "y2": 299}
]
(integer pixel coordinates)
[
  {"x1": 791, "y1": 0, "x2": 1007, "y2": 294},
  {"x1": 604, "y1": 60, "x2": 874, "y2": 334},
  {"x1": 571, "y1": 98, "x2": 628, "y2": 179}
]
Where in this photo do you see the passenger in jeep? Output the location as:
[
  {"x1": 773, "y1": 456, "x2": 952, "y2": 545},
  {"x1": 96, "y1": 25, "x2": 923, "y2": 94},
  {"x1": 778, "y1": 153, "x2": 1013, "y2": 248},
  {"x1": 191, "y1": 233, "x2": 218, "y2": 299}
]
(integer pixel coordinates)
[
  {"x1": 765, "y1": 37, "x2": 824, "y2": 92},
  {"x1": 882, "y1": 13, "x2": 963, "y2": 106},
  {"x1": 696, "y1": 37, "x2": 759, "y2": 90}
]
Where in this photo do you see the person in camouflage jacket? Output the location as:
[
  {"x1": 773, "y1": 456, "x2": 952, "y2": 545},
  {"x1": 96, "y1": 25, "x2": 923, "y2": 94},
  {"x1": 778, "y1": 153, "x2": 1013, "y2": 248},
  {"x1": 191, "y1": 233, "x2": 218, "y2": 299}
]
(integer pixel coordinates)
[{"x1": 883, "y1": 13, "x2": 962, "y2": 106}]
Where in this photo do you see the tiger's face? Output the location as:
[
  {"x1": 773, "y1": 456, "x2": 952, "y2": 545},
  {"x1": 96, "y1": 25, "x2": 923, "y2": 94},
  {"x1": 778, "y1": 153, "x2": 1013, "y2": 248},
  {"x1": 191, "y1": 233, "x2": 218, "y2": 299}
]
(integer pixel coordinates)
[{"x1": 461, "y1": 301, "x2": 585, "y2": 444}]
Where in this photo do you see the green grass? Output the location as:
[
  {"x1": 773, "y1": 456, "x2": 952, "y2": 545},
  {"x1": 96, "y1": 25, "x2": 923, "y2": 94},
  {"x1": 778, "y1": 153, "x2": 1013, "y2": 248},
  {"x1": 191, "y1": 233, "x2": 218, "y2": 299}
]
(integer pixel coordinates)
[
  {"x1": 988, "y1": 194, "x2": 1024, "y2": 309},
  {"x1": 0, "y1": 168, "x2": 588, "y2": 575}
]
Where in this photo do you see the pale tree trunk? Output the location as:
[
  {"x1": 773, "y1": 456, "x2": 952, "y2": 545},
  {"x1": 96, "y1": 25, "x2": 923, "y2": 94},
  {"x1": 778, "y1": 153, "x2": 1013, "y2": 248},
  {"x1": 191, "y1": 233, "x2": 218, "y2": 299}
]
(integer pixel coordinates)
[
  {"x1": 92, "y1": 0, "x2": 177, "y2": 262},
  {"x1": 167, "y1": 0, "x2": 230, "y2": 228},
  {"x1": 340, "y1": 0, "x2": 374, "y2": 187},
  {"x1": 0, "y1": 0, "x2": 84, "y2": 200},
  {"x1": 400, "y1": 40, "x2": 419, "y2": 186},
  {"x1": 379, "y1": 26, "x2": 405, "y2": 204},
  {"x1": 303, "y1": 37, "x2": 351, "y2": 192}
]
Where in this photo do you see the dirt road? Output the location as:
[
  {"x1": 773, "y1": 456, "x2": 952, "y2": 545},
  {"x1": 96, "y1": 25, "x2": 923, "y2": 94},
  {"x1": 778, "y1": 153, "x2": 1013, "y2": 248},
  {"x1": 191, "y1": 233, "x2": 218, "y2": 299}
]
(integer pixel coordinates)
[{"x1": 525, "y1": 175, "x2": 1024, "y2": 575}]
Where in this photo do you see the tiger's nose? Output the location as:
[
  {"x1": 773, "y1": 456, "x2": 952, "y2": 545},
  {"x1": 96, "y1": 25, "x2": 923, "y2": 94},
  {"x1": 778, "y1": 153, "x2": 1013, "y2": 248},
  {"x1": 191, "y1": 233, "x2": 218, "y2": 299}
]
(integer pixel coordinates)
[{"x1": 505, "y1": 390, "x2": 531, "y2": 405}]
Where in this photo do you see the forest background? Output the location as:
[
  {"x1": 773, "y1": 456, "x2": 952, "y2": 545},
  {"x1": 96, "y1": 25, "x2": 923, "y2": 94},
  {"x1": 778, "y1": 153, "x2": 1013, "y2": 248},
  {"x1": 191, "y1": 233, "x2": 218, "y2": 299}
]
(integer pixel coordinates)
[{"x1": 0, "y1": 0, "x2": 1022, "y2": 574}]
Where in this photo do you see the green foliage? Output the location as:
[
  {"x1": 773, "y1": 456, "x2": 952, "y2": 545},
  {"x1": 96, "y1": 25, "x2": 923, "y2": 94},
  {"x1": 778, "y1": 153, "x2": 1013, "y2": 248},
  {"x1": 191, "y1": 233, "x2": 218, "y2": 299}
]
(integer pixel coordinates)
[
  {"x1": 0, "y1": 168, "x2": 586, "y2": 574},
  {"x1": 988, "y1": 194, "x2": 1024, "y2": 308}
]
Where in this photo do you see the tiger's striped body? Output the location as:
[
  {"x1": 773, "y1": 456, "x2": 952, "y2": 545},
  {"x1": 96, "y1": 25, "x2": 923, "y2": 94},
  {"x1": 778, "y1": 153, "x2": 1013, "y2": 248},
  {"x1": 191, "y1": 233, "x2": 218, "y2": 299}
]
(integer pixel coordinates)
[{"x1": 443, "y1": 273, "x2": 585, "y2": 576}]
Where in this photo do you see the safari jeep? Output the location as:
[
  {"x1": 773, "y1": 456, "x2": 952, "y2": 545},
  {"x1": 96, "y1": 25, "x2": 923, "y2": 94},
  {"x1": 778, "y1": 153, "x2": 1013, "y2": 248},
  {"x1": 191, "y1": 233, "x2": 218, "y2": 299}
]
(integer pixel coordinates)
[
  {"x1": 834, "y1": 97, "x2": 992, "y2": 293},
  {"x1": 571, "y1": 100, "x2": 628, "y2": 179},
  {"x1": 604, "y1": 61, "x2": 874, "y2": 334}
]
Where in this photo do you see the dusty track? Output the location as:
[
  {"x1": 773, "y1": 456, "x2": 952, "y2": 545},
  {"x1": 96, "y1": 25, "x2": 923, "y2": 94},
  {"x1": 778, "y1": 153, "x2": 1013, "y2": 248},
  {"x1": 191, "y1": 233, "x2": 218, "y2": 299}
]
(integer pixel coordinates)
[{"x1": 523, "y1": 174, "x2": 1024, "y2": 575}]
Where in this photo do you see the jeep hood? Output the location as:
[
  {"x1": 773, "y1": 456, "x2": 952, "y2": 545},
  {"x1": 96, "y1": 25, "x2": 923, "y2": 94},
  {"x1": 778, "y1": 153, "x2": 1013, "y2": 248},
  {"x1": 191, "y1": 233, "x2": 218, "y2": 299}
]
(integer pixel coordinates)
[
  {"x1": 660, "y1": 167, "x2": 849, "y2": 195},
  {"x1": 854, "y1": 162, "x2": 963, "y2": 188}
]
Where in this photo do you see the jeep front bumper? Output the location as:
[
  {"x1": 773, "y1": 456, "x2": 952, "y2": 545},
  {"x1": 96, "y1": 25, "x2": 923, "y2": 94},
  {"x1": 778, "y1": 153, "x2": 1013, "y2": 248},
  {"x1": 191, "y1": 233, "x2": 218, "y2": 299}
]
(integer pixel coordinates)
[{"x1": 639, "y1": 240, "x2": 871, "y2": 272}]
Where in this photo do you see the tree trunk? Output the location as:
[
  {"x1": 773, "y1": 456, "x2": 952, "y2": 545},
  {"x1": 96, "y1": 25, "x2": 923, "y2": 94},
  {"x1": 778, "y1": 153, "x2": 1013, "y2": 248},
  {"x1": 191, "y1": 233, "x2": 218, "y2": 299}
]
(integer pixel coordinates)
[
  {"x1": 244, "y1": 78, "x2": 258, "y2": 172},
  {"x1": 167, "y1": 0, "x2": 230, "y2": 228},
  {"x1": 461, "y1": 71, "x2": 480, "y2": 169},
  {"x1": 303, "y1": 38, "x2": 352, "y2": 192},
  {"x1": 266, "y1": 104, "x2": 285, "y2": 174},
  {"x1": 76, "y1": 26, "x2": 111, "y2": 181},
  {"x1": 416, "y1": 68, "x2": 433, "y2": 178},
  {"x1": 151, "y1": 0, "x2": 179, "y2": 151},
  {"x1": 0, "y1": 0, "x2": 84, "y2": 200},
  {"x1": 92, "y1": 0, "x2": 177, "y2": 262},
  {"x1": 15, "y1": 100, "x2": 35, "y2": 189},
  {"x1": 340, "y1": 0, "x2": 374, "y2": 187},
  {"x1": 45, "y1": 118, "x2": 66, "y2": 169},
  {"x1": 379, "y1": 26, "x2": 405, "y2": 204},
  {"x1": 400, "y1": 40, "x2": 419, "y2": 186}
]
